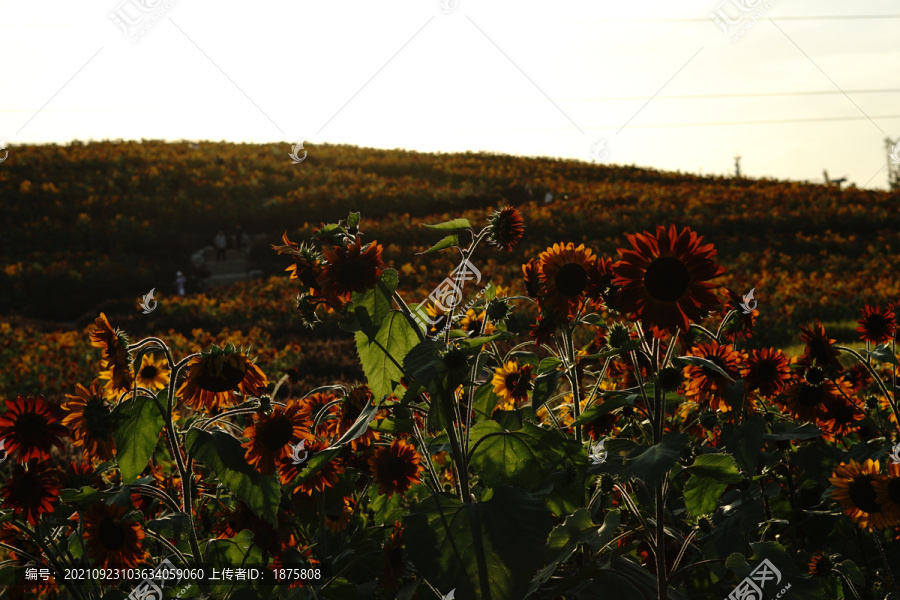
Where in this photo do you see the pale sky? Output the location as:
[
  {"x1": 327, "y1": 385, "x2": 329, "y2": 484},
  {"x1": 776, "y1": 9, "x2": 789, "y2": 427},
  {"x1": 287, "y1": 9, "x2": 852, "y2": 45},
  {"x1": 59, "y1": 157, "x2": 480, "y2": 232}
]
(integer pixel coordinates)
[{"x1": 2, "y1": 0, "x2": 899, "y2": 188}]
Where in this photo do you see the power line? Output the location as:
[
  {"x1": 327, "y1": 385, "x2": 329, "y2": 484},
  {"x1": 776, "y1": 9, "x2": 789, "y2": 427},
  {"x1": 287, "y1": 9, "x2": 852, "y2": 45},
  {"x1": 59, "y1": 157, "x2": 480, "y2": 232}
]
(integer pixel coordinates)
[
  {"x1": 505, "y1": 115, "x2": 900, "y2": 130},
  {"x1": 593, "y1": 15, "x2": 900, "y2": 23}
]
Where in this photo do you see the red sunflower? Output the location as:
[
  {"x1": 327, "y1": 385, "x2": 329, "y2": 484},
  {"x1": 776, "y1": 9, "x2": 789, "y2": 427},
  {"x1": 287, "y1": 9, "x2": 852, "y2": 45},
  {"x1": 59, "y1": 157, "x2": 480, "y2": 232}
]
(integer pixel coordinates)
[
  {"x1": 612, "y1": 225, "x2": 725, "y2": 338},
  {"x1": 243, "y1": 401, "x2": 313, "y2": 476},
  {"x1": 488, "y1": 207, "x2": 525, "y2": 251},
  {"x1": 0, "y1": 460, "x2": 62, "y2": 525},
  {"x1": 818, "y1": 394, "x2": 864, "y2": 443},
  {"x1": 829, "y1": 459, "x2": 895, "y2": 531},
  {"x1": 799, "y1": 322, "x2": 844, "y2": 373},
  {"x1": 741, "y1": 348, "x2": 791, "y2": 399},
  {"x1": 317, "y1": 235, "x2": 384, "y2": 304},
  {"x1": 271, "y1": 231, "x2": 323, "y2": 288},
  {"x1": 778, "y1": 366, "x2": 852, "y2": 423},
  {"x1": 0, "y1": 394, "x2": 69, "y2": 462},
  {"x1": 368, "y1": 439, "x2": 425, "y2": 498},
  {"x1": 83, "y1": 502, "x2": 149, "y2": 568},
  {"x1": 857, "y1": 305, "x2": 896, "y2": 344},
  {"x1": 177, "y1": 344, "x2": 269, "y2": 413},
  {"x1": 296, "y1": 391, "x2": 341, "y2": 437}
]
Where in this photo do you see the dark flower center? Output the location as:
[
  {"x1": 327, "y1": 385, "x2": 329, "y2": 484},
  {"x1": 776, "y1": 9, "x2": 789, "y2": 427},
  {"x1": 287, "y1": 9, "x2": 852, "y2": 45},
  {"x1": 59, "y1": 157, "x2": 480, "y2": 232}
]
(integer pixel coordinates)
[
  {"x1": 84, "y1": 398, "x2": 114, "y2": 438},
  {"x1": 755, "y1": 359, "x2": 779, "y2": 382},
  {"x1": 98, "y1": 517, "x2": 126, "y2": 550},
  {"x1": 13, "y1": 472, "x2": 44, "y2": 504},
  {"x1": 797, "y1": 384, "x2": 825, "y2": 407},
  {"x1": 847, "y1": 475, "x2": 881, "y2": 513},
  {"x1": 862, "y1": 315, "x2": 890, "y2": 339},
  {"x1": 826, "y1": 401, "x2": 855, "y2": 425},
  {"x1": 196, "y1": 358, "x2": 246, "y2": 392},
  {"x1": 505, "y1": 371, "x2": 532, "y2": 398},
  {"x1": 555, "y1": 263, "x2": 588, "y2": 297},
  {"x1": 337, "y1": 260, "x2": 371, "y2": 286},
  {"x1": 140, "y1": 365, "x2": 158, "y2": 380},
  {"x1": 643, "y1": 256, "x2": 691, "y2": 302},
  {"x1": 443, "y1": 350, "x2": 468, "y2": 371},
  {"x1": 888, "y1": 478, "x2": 900, "y2": 505},
  {"x1": 260, "y1": 417, "x2": 294, "y2": 451},
  {"x1": 14, "y1": 412, "x2": 49, "y2": 443},
  {"x1": 804, "y1": 367, "x2": 827, "y2": 386}
]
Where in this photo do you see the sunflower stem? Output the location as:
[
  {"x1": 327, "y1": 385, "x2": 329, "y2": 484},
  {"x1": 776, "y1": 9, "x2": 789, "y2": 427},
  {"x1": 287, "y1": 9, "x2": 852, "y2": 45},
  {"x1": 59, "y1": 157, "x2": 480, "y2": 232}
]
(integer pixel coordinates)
[
  {"x1": 835, "y1": 345, "x2": 900, "y2": 435},
  {"x1": 442, "y1": 228, "x2": 490, "y2": 345},
  {"x1": 873, "y1": 531, "x2": 898, "y2": 591},
  {"x1": 445, "y1": 411, "x2": 472, "y2": 502},
  {"x1": 563, "y1": 324, "x2": 583, "y2": 444},
  {"x1": 392, "y1": 290, "x2": 426, "y2": 344},
  {"x1": 655, "y1": 480, "x2": 669, "y2": 600}
]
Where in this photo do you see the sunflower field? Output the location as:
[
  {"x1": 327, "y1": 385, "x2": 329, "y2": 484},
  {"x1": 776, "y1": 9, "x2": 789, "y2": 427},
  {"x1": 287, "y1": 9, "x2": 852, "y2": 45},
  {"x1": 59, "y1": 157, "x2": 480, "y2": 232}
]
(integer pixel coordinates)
[{"x1": 2, "y1": 142, "x2": 900, "y2": 599}]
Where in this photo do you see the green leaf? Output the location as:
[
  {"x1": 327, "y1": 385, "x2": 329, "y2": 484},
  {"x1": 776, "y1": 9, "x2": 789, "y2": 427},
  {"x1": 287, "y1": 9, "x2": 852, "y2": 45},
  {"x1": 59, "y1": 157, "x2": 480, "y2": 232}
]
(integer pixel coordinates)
[
  {"x1": 763, "y1": 422, "x2": 823, "y2": 441},
  {"x1": 346, "y1": 211, "x2": 360, "y2": 230},
  {"x1": 112, "y1": 393, "x2": 166, "y2": 483},
  {"x1": 625, "y1": 432, "x2": 688, "y2": 489},
  {"x1": 421, "y1": 234, "x2": 459, "y2": 255},
  {"x1": 723, "y1": 415, "x2": 766, "y2": 472},
  {"x1": 203, "y1": 530, "x2": 265, "y2": 595},
  {"x1": 330, "y1": 395, "x2": 382, "y2": 447},
  {"x1": 147, "y1": 513, "x2": 192, "y2": 544},
  {"x1": 473, "y1": 381, "x2": 501, "y2": 419},
  {"x1": 537, "y1": 356, "x2": 562, "y2": 374},
  {"x1": 468, "y1": 422, "x2": 561, "y2": 491},
  {"x1": 403, "y1": 487, "x2": 553, "y2": 600},
  {"x1": 837, "y1": 559, "x2": 864, "y2": 587},
  {"x1": 865, "y1": 343, "x2": 900, "y2": 366},
  {"x1": 355, "y1": 311, "x2": 421, "y2": 400},
  {"x1": 185, "y1": 429, "x2": 280, "y2": 527},
  {"x1": 60, "y1": 486, "x2": 118, "y2": 506},
  {"x1": 453, "y1": 331, "x2": 514, "y2": 350},
  {"x1": 685, "y1": 477, "x2": 728, "y2": 517},
  {"x1": 674, "y1": 355, "x2": 736, "y2": 382},
  {"x1": 423, "y1": 218, "x2": 471, "y2": 231},
  {"x1": 531, "y1": 370, "x2": 561, "y2": 411},
  {"x1": 292, "y1": 446, "x2": 342, "y2": 484},
  {"x1": 687, "y1": 453, "x2": 742, "y2": 482},
  {"x1": 345, "y1": 269, "x2": 399, "y2": 336}
]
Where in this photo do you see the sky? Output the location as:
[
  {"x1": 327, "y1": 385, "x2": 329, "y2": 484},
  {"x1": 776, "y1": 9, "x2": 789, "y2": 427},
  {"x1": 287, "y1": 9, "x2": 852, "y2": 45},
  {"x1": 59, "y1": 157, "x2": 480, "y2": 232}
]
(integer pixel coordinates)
[{"x1": 1, "y1": 0, "x2": 899, "y2": 188}]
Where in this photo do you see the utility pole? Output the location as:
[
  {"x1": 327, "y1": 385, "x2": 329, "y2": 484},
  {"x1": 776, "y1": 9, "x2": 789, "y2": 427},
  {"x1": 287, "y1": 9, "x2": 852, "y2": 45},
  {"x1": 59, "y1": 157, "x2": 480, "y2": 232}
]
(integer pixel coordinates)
[{"x1": 734, "y1": 154, "x2": 741, "y2": 178}]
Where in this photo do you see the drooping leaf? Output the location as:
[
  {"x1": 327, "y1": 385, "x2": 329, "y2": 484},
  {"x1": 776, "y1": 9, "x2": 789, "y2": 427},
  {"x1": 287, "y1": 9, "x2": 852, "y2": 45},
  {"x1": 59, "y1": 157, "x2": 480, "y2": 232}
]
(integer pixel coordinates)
[
  {"x1": 112, "y1": 393, "x2": 166, "y2": 484},
  {"x1": 468, "y1": 421, "x2": 571, "y2": 491},
  {"x1": 185, "y1": 429, "x2": 280, "y2": 527},
  {"x1": 723, "y1": 415, "x2": 766, "y2": 472},
  {"x1": 356, "y1": 311, "x2": 421, "y2": 400},
  {"x1": 625, "y1": 432, "x2": 688, "y2": 489},
  {"x1": 330, "y1": 395, "x2": 382, "y2": 447},
  {"x1": 403, "y1": 487, "x2": 553, "y2": 600},
  {"x1": 421, "y1": 234, "x2": 459, "y2": 255},
  {"x1": 864, "y1": 343, "x2": 900, "y2": 366},
  {"x1": 763, "y1": 422, "x2": 823, "y2": 441},
  {"x1": 531, "y1": 370, "x2": 562, "y2": 411},
  {"x1": 673, "y1": 355, "x2": 736, "y2": 382}
]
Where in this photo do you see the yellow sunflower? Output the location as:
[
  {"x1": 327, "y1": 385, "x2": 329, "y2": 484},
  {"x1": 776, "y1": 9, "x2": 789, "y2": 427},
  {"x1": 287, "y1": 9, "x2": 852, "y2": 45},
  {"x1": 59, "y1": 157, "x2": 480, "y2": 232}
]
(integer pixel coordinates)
[
  {"x1": 135, "y1": 353, "x2": 170, "y2": 391},
  {"x1": 829, "y1": 459, "x2": 895, "y2": 531},
  {"x1": 459, "y1": 309, "x2": 496, "y2": 337},
  {"x1": 491, "y1": 362, "x2": 534, "y2": 411}
]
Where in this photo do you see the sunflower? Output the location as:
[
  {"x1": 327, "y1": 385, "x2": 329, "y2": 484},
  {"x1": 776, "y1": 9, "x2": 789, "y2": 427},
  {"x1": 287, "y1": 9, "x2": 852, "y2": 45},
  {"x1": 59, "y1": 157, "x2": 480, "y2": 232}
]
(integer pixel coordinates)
[
  {"x1": 382, "y1": 521, "x2": 404, "y2": 592},
  {"x1": 134, "y1": 353, "x2": 170, "y2": 391},
  {"x1": 874, "y1": 462, "x2": 900, "y2": 521},
  {"x1": 857, "y1": 305, "x2": 896, "y2": 344},
  {"x1": 612, "y1": 225, "x2": 725, "y2": 338},
  {"x1": 818, "y1": 395, "x2": 864, "y2": 442},
  {"x1": 324, "y1": 497, "x2": 355, "y2": 532},
  {"x1": 536, "y1": 242, "x2": 598, "y2": 314},
  {"x1": 282, "y1": 439, "x2": 345, "y2": 495},
  {"x1": 369, "y1": 439, "x2": 424, "y2": 498},
  {"x1": 720, "y1": 288, "x2": 758, "y2": 342},
  {"x1": 243, "y1": 401, "x2": 313, "y2": 476},
  {"x1": 458, "y1": 309, "x2": 497, "y2": 337},
  {"x1": 83, "y1": 502, "x2": 149, "y2": 568},
  {"x1": 272, "y1": 232, "x2": 322, "y2": 288},
  {"x1": 0, "y1": 460, "x2": 61, "y2": 525},
  {"x1": 529, "y1": 313, "x2": 566, "y2": 346},
  {"x1": 89, "y1": 313, "x2": 133, "y2": 392},
  {"x1": 178, "y1": 344, "x2": 268, "y2": 413},
  {"x1": 423, "y1": 302, "x2": 449, "y2": 336},
  {"x1": 296, "y1": 391, "x2": 340, "y2": 437},
  {"x1": 779, "y1": 368, "x2": 852, "y2": 423},
  {"x1": 829, "y1": 459, "x2": 895, "y2": 530},
  {"x1": 799, "y1": 322, "x2": 844, "y2": 373},
  {"x1": 521, "y1": 259, "x2": 541, "y2": 299},
  {"x1": 0, "y1": 394, "x2": 69, "y2": 461},
  {"x1": 587, "y1": 257, "x2": 622, "y2": 312},
  {"x1": 491, "y1": 362, "x2": 535, "y2": 411},
  {"x1": 488, "y1": 206, "x2": 525, "y2": 251},
  {"x1": 741, "y1": 348, "x2": 791, "y2": 399},
  {"x1": 681, "y1": 342, "x2": 743, "y2": 412},
  {"x1": 807, "y1": 552, "x2": 832, "y2": 576},
  {"x1": 317, "y1": 235, "x2": 384, "y2": 301},
  {"x1": 62, "y1": 381, "x2": 116, "y2": 462}
]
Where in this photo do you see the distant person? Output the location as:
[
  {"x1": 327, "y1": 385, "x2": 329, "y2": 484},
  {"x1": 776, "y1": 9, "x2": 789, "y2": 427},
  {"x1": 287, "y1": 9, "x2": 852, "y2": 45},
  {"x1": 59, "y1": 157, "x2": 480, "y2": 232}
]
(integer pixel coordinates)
[
  {"x1": 175, "y1": 271, "x2": 186, "y2": 296},
  {"x1": 215, "y1": 230, "x2": 227, "y2": 261},
  {"x1": 234, "y1": 223, "x2": 244, "y2": 250}
]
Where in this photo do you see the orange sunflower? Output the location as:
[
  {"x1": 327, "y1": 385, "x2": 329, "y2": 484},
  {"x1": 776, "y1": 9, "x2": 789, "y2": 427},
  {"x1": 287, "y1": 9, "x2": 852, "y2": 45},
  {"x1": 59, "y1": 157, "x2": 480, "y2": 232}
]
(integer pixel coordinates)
[
  {"x1": 83, "y1": 502, "x2": 149, "y2": 568},
  {"x1": 243, "y1": 401, "x2": 313, "y2": 476},
  {"x1": 807, "y1": 552, "x2": 832, "y2": 576},
  {"x1": 536, "y1": 242, "x2": 598, "y2": 315},
  {"x1": 857, "y1": 305, "x2": 896, "y2": 344},
  {"x1": 522, "y1": 258, "x2": 541, "y2": 299},
  {"x1": 875, "y1": 462, "x2": 900, "y2": 521},
  {"x1": 741, "y1": 348, "x2": 791, "y2": 399},
  {"x1": 62, "y1": 381, "x2": 116, "y2": 462},
  {"x1": 282, "y1": 439, "x2": 345, "y2": 495},
  {"x1": 368, "y1": 439, "x2": 424, "y2": 498},
  {"x1": 296, "y1": 391, "x2": 341, "y2": 437},
  {"x1": 89, "y1": 312, "x2": 133, "y2": 392},
  {"x1": 324, "y1": 497, "x2": 356, "y2": 532},
  {"x1": 779, "y1": 366, "x2": 852, "y2": 423},
  {"x1": 681, "y1": 342, "x2": 743, "y2": 412},
  {"x1": 0, "y1": 460, "x2": 62, "y2": 525},
  {"x1": 612, "y1": 225, "x2": 725, "y2": 338},
  {"x1": 488, "y1": 206, "x2": 525, "y2": 251},
  {"x1": 317, "y1": 235, "x2": 384, "y2": 302},
  {"x1": 0, "y1": 394, "x2": 69, "y2": 461},
  {"x1": 272, "y1": 231, "x2": 323, "y2": 288},
  {"x1": 178, "y1": 344, "x2": 268, "y2": 413},
  {"x1": 829, "y1": 459, "x2": 895, "y2": 531},
  {"x1": 491, "y1": 362, "x2": 535, "y2": 411},
  {"x1": 134, "y1": 353, "x2": 170, "y2": 391}
]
